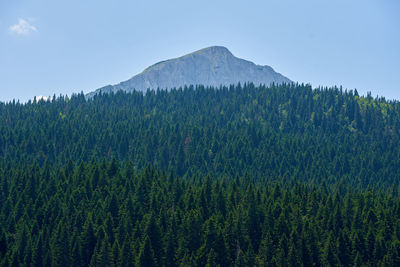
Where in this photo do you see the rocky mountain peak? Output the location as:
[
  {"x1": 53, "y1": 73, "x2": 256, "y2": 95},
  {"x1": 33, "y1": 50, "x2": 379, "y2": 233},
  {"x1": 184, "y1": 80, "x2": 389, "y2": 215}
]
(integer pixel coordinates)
[{"x1": 88, "y1": 46, "x2": 292, "y2": 97}]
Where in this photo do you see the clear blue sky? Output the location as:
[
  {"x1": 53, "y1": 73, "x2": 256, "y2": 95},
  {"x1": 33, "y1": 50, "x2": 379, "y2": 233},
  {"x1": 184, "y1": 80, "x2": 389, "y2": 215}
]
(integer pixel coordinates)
[{"x1": 1, "y1": 0, "x2": 399, "y2": 102}]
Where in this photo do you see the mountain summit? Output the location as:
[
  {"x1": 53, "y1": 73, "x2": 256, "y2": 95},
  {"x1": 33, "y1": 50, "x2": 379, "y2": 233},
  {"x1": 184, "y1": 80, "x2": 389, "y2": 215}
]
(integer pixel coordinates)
[{"x1": 88, "y1": 46, "x2": 291, "y2": 96}]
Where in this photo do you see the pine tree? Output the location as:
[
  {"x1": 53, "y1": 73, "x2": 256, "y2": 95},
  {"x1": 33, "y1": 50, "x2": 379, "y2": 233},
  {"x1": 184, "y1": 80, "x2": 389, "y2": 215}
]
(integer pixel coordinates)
[
  {"x1": 111, "y1": 240, "x2": 120, "y2": 267},
  {"x1": 143, "y1": 213, "x2": 162, "y2": 265},
  {"x1": 373, "y1": 235, "x2": 385, "y2": 263},
  {"x1": 322, "y1": 233, "x2": 339, "y2": 267},
  {"x1": 205, "y1": 248, "x2": 217, "y2": 267},
  {"x1": 118, "y1": 241, "x2": 134, "y2": 267},
  {"x1": 80, "y1": 215, "x2": 97, "y2": 266},
  {"x1": 137, "y1": 236, "x2": 157, "y2": 267},
  {"x1": 31, "y1": 233, "x2": 44, "y2": 267},
  {"x1": 352, "y1": 231, "x2": 365, "y2": 263},
  {"x1": 244, "y1": 245, "x2": 256, "y2": 267},
  {"x1": 90, "y1": 237, "x2": 114, "y2": 267},
  {"x1": 337, "y1": 231, "x2": 350, "y2": 266},
  {"x1": 51, "y1": 223, "x2": 71, "y2": 267},
  {"x1": 164, "y1": 231, "x2": 177, "y2": 267},
  {"x1": 256, "y1": 233, "x2": 273, "y2": 266},
  {"x1": 71, "y1": 238, "x2": 81, "y2": 267},
  {"x1": 108, "y1": 194, "x2": 119, "y2": 224},
  {"x1": 365, "y1": 225, "x2": 375, "y2": 262}
]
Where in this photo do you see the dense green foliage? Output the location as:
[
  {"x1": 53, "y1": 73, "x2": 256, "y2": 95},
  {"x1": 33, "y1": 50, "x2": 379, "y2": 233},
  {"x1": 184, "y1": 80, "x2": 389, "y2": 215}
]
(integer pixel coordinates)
[
  {"x1": 1, "y1": 84, "x2": 400, "y2": 188},
  {"x1": 1, "y1": 83, "x2": 400, "y2": 266},
  {"x1": 1, "y1": 161, "x2": 400, "y2": 266}
]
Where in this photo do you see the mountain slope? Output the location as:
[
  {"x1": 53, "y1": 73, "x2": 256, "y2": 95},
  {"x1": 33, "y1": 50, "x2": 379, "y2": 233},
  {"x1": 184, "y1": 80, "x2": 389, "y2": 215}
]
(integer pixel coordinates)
[
  {"x1": 2, "y1": 83, "x2": 399, "y2": 189},
  {"x1": 88, "y1": 46, "x2": 291, "y2": 96}
]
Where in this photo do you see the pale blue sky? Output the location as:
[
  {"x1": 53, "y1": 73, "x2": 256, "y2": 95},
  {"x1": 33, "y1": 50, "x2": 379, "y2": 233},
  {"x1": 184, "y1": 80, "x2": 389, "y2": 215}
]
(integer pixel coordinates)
[{"x1": 1, "y1": 0, "x2": 399, "y2": 102}]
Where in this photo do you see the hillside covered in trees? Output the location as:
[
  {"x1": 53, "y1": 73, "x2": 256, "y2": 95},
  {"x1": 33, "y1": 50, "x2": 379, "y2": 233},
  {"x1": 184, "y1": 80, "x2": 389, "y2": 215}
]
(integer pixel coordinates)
[{"x1": 1, "y1": 83, "x2": 400, "y2": 266}]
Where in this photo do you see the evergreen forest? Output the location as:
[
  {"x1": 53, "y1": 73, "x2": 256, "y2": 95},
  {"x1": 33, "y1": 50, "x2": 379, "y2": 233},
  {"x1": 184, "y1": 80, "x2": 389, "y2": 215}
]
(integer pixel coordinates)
[{"x1": 1, "y1": 83, "x2": 400, "y2": 266}]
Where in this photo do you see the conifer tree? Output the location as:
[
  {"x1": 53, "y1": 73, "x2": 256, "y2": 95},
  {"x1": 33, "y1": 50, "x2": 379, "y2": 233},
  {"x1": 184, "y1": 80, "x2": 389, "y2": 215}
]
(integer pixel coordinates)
[
  {"x1": 322, "y1": 233, "x2": 339, "y2": 267},
  {"x1": 137, "y1": 236, "x2": 156, "y2": 267},
  {"x1": 80, "y1": 215, "x2": 97, "y2": 267}
]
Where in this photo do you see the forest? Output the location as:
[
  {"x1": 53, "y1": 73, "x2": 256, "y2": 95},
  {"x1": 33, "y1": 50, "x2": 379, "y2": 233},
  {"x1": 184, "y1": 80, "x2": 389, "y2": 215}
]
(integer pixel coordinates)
[{"x1": 1, "y1": 83, "x2": 400, "y2": 266}]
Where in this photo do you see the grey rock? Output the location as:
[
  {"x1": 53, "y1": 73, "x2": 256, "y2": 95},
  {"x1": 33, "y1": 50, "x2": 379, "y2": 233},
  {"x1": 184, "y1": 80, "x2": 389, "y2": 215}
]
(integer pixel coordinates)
[{"x1": 87, "y1": 46, "x2": 291, "y2": 97}]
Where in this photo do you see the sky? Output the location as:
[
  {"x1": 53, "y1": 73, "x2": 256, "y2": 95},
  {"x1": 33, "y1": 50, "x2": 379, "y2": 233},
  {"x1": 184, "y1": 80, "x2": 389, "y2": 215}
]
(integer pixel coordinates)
[{"x1": 0, "y1": 0, "x2": 399, "y2": 102}]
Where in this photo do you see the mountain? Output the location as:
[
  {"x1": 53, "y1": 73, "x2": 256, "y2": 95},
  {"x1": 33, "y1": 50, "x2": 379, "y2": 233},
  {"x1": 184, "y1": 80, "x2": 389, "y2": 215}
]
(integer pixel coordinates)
[{"x1": 87, "y1": 46, "x2": 291, "y2": 97}]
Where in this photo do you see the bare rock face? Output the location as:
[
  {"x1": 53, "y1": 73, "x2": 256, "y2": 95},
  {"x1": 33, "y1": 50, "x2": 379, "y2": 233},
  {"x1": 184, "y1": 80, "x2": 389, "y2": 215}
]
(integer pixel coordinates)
[{"x1": 88, "y1": 46, "x2": 291, "y2": 96}]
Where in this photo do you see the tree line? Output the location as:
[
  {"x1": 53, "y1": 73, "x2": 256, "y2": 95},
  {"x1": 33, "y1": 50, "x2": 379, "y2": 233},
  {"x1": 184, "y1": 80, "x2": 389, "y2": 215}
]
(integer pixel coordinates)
[{"x1": 0, "y1": 84, "x2": 399, "y2": 189}]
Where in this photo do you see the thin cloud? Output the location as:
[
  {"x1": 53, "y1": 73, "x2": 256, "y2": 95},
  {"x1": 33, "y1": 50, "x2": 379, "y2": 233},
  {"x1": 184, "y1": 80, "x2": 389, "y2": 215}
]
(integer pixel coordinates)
[{"x1": 9, "y1": 18, "x2": 37, "y2": 35}]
